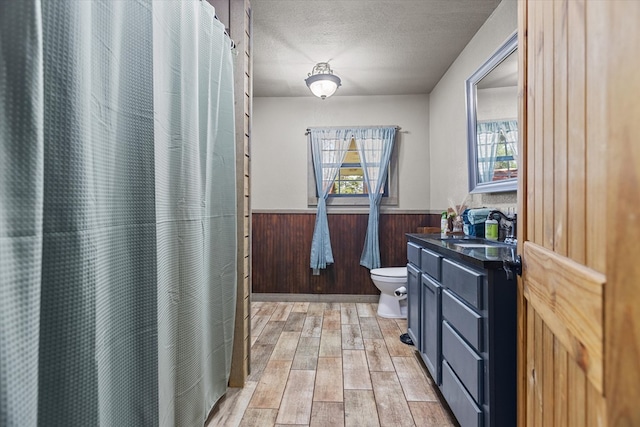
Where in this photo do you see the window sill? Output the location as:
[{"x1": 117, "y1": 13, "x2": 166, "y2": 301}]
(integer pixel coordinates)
[{"x1": 307, "y1": 196, "x2": 398, "y2": 208}]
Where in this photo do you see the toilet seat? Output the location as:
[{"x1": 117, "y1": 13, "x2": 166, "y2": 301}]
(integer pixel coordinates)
[{"x1": 371, "y1": 267, "x2": 407, "y2": 278}]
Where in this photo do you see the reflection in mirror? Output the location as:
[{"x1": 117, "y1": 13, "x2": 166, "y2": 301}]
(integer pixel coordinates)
[{"x1": 466, "y1": 32, "x2": 518, "y2": 193}]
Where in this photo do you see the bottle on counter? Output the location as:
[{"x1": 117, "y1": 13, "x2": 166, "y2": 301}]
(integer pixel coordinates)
[
  {"x1": 441, "y1": 212, "x2": 449, "y2": 237},
  {"x1": 485, "y1": 218, "x2": 499, "y2": 241}
]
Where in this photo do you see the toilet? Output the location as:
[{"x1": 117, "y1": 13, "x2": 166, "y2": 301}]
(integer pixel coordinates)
[{"x1": 370, "y1": 267, "x2": 408, "y2": 319}]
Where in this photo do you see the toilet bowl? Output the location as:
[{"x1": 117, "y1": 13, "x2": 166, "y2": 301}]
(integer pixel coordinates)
[{"x1": 370, "y1": 267, "x2": 408, "y2": 318}]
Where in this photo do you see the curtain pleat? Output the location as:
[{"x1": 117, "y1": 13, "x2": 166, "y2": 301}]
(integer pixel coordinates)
[
  {"x1": 0, "y1": 1, "x2": 236, "y2": 426},
  {"x1": 0, "y1": 1, "x2": 44, "y2": 425},
  {"x1": 355, "y1": 127, "x2": 396, "y2": 269},
  {"x1": 153, "y1": 3, "x2": 237, "y2": 425},
  {"x1": 309, "y1": 129, "x2": 350, "y2": 270}
]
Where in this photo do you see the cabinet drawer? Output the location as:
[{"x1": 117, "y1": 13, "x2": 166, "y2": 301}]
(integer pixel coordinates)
[
  {"x1": 442, "y1": 320, "x2": 483, "y2": 404},
  {"x1": 420, "y1": 248, "x2": 442, "y2": 281},
  {"x1": 407, "y1": 242, "x2": 421, "y2": 266},
  {"x1": 442, "y1": 258, "x2": 484, "y2": 310},
  {"x1": 442, "y1": 289, "x2": 483, "y2": 351},
  {"x1": 442, "y1": 360, "x2": 483, "y2": 427}
]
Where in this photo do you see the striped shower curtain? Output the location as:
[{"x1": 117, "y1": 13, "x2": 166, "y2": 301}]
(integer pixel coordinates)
[{"x1": 0, "y1": 1, "x2": 237, "y2": 426}]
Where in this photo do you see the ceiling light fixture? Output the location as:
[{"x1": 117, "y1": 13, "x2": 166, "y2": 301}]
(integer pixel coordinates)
[{"x1": 305, "y1": 62, "x2": 341, "y2": 99}]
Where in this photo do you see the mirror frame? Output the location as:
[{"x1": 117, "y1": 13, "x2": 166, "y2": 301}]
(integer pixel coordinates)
[{"x1": 466, "y1": 31, "x2": 518, "y2": 193}]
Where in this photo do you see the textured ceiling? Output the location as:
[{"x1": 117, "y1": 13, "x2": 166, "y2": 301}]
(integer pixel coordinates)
[{"x1": 251, "y1": 0, "x2": 502, "y2": 97}]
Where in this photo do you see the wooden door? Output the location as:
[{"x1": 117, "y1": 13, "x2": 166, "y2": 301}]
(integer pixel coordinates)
[{"x1": 518, "y1": 0, "x2": 640, "y2": 426}]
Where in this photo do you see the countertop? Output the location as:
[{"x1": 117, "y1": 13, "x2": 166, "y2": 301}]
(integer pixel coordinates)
[{"x1": 406, "y1": 233, "x2": 518, "y2": 270}]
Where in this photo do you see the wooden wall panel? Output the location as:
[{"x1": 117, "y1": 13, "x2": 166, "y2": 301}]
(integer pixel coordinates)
[
  {"x1": 228, "y1": 0, "x2": 251, "y2": 387},
  {"x1": 252, "y1": 213, "x2": 439, "y2": 295},
  {"x1": 566, "y1": 0, "x2": 586, "y2": 264},
  {"x1": 605, "y1": 1, "x2": 640, "y2": 425}
]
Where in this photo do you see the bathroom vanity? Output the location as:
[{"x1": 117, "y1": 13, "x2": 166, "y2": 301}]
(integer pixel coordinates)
[{"x1": 406, "y1": 234, "x2": 516, "y2": 427}]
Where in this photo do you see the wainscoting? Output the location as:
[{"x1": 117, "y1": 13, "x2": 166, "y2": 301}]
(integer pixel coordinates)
[{"x1": 252, "y1": 212, "x2": 440, "y2": 294}]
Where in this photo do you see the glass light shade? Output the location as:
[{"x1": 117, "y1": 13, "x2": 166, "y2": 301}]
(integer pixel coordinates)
[{"x1": 305, "y1": 70, "x2": 341, "y2": 99}]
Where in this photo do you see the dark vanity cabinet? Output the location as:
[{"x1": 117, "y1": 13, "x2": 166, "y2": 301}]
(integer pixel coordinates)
[{"x1": 406, "y1": 235, "x2": 516, "y2": 427}]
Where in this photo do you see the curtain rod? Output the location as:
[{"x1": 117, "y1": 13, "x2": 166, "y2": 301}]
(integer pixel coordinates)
[{"x1": 305, "y1": 125, "x2": 400, "y2": 135}]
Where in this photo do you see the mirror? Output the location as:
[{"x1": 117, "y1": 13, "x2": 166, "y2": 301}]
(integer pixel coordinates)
[{"x1": 466, "y1": 32, "x2": 518, "y2": 193}]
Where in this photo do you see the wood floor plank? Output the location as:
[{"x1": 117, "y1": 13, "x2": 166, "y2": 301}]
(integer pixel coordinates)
[
  {"x1": 247, "y1": 344, "x2": 275, "y2": 382},
  {"x1": 275, "y1": 369, "x2": 316, "y2": 425},
  {"x1": 255, "y1": 321, "x2": 285, "y2": 345},
  {"x1": 206, "y1": 381, "x2": 258, "y2": 427},
  {"x1": 360, "y1": 317, "x2": 383, "y2": 339},
  {"x1": 322, "y1": 309, "x2": 342, "y2": 330},
  {"x1": 394, "y1": 318, "x2": 408, "y2": 331},
  {"x1": 356, "y1": 302, "x2": 376, "y2": 318},
  {"x1": 376, "y1": 317, "x2": 402, "y2": 334},
  {"x1": 310, "y1": 402, "x2": 345, "y2": 427},
  {"x1": 251, "y1": 315, "x2": 271, "y2": 338},
  {"x1": 270, "y1": 331, "x2": 301, "y2": 361},
  {"x1": 392, "y1": 356, "x2": 437, "y2": 401},
  {"x1": 314, "y1": 357, "x2": 344, "y2": 402},
  {"x1": 344, "y1": 390, "x2": 380, "y2": 427},
  {"x1": 302, "y1": 316, "x2": 323, "y2": 338},
  {"x1": 341, "y1": 303, "x2": 360, "y2": 325},
  {"x1": 255, "y1": 301, "x2": 278, "y2": 317},
  {"x1": 307, "y1": 302, "x2": 327, "y2": 316},
  {"x1": 270, "y1": 302, "x2": 293, "y2": 321},
  {"x1": 383, "y1": 330, "x2": 415, "y2": 357},
  {"x1": 292, "y1": 336, "x2": 320, "y2": 370},
  {"x1": 283, "y1": 312, "x2": 306, "y2": 332},
  {"x1": 248, "y1": 360, "x2": 292, "y2": 409},
  {"x1": 343, "y1": 350, "x2": 372, "y2": 390},
  {"x1": 327, "y1": 302, "x2": 342, "y2": 311},
  {"x1": 364, "y1": 339, "x2": 395, "y2": 372},
  {"x1": 251, "y1": 301, "x2": 263, "y2": 318},
  {"x1": 342, "y1": 324, "x2": 364, "y2": 350},
  {"x1": 238, "y1": 408, "x2": 278, "y2": 427},
  {"x1": 370, "y1": 371, "x2": 415, "y2": 427},
  {"x1": 408, "y1": 401, "x2": 456, "y2": 426},
  {"x1": 319, "y1": 329, "x2": 342, "y2": 357},
  {"x1": 291, "y1": 302, "x2": 310, "y2": 313}
]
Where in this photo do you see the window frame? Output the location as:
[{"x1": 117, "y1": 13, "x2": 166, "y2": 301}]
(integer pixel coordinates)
[{"x1": 307, "y1": 135, "x2": 399, "y2": 207}]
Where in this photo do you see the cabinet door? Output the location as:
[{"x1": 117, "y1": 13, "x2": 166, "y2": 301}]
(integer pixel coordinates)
[
  {"x1": 421, "y1": 273, "x2": 442, "y2": 384},
  {"x1": 407, "y1": 262, "x2": 421, "y2": 350}
]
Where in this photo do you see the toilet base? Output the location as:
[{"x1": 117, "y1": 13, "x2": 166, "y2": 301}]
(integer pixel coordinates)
[{"x1": 376, "y1": 293, "x2": 408, "y2": 319}]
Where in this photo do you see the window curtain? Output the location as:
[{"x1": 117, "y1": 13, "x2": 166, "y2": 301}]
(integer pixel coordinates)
[
  {"x1": 476, "y1": 121, "x2": 501, "y2": 183},
  {"x1": 502, "y1": 120, "x2": 519, "y2": 162},
  {"x1": 0, "y1": 1, "x2": 236, "y2": 426},
  {"x1": 477, "y1": 120, "x2": 518, "y2": 183},
  {"x1": 309, "y1": 129, "x2": 351, "y2": 270},
  {"x1": 354, "y1": 127, "x2": 396, "y2": 269}
]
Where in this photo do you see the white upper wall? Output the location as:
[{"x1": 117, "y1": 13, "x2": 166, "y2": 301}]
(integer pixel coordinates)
[
  {"x1": 252, "y1": 95, "x2": 430, "y2": 211},
  {"x1": 429, "y1": 0, "x2": 517, "y2": 210}
]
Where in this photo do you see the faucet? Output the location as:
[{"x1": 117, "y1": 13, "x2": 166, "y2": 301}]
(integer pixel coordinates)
[{"x1": 487, "y1": 210, "x2": 517, "y2": 244}]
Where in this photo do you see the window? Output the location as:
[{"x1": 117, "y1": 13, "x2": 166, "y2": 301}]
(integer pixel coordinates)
[
  {"x1": 492, "y1": 133, "x2": 518, "y2": 181},
  {"x1": 307, "y1": 134, "x2": 398, "y2": 207}
]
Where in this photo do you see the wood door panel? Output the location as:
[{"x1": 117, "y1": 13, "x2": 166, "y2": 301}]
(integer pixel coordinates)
[{"x1": 523, "y1": 242, "x2": 604, "y2": 393}]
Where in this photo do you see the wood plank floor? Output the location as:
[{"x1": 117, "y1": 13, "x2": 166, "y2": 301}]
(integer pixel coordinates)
[{"x1": 207, "y1": 301, "x2": 458, "y2": 427}]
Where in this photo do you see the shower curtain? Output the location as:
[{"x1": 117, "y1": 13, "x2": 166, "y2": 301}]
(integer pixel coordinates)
[{"x1": 0, "y1": 1, "x2": 237, "y2": 426}]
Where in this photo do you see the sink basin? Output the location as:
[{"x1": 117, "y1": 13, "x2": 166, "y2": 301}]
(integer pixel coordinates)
[
  {"x1": 452, "y1": 240, "x2": 514, "y2": 249},
  {"x1": 453, "y1": 243, "x2": 497, "y2": 248}
]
